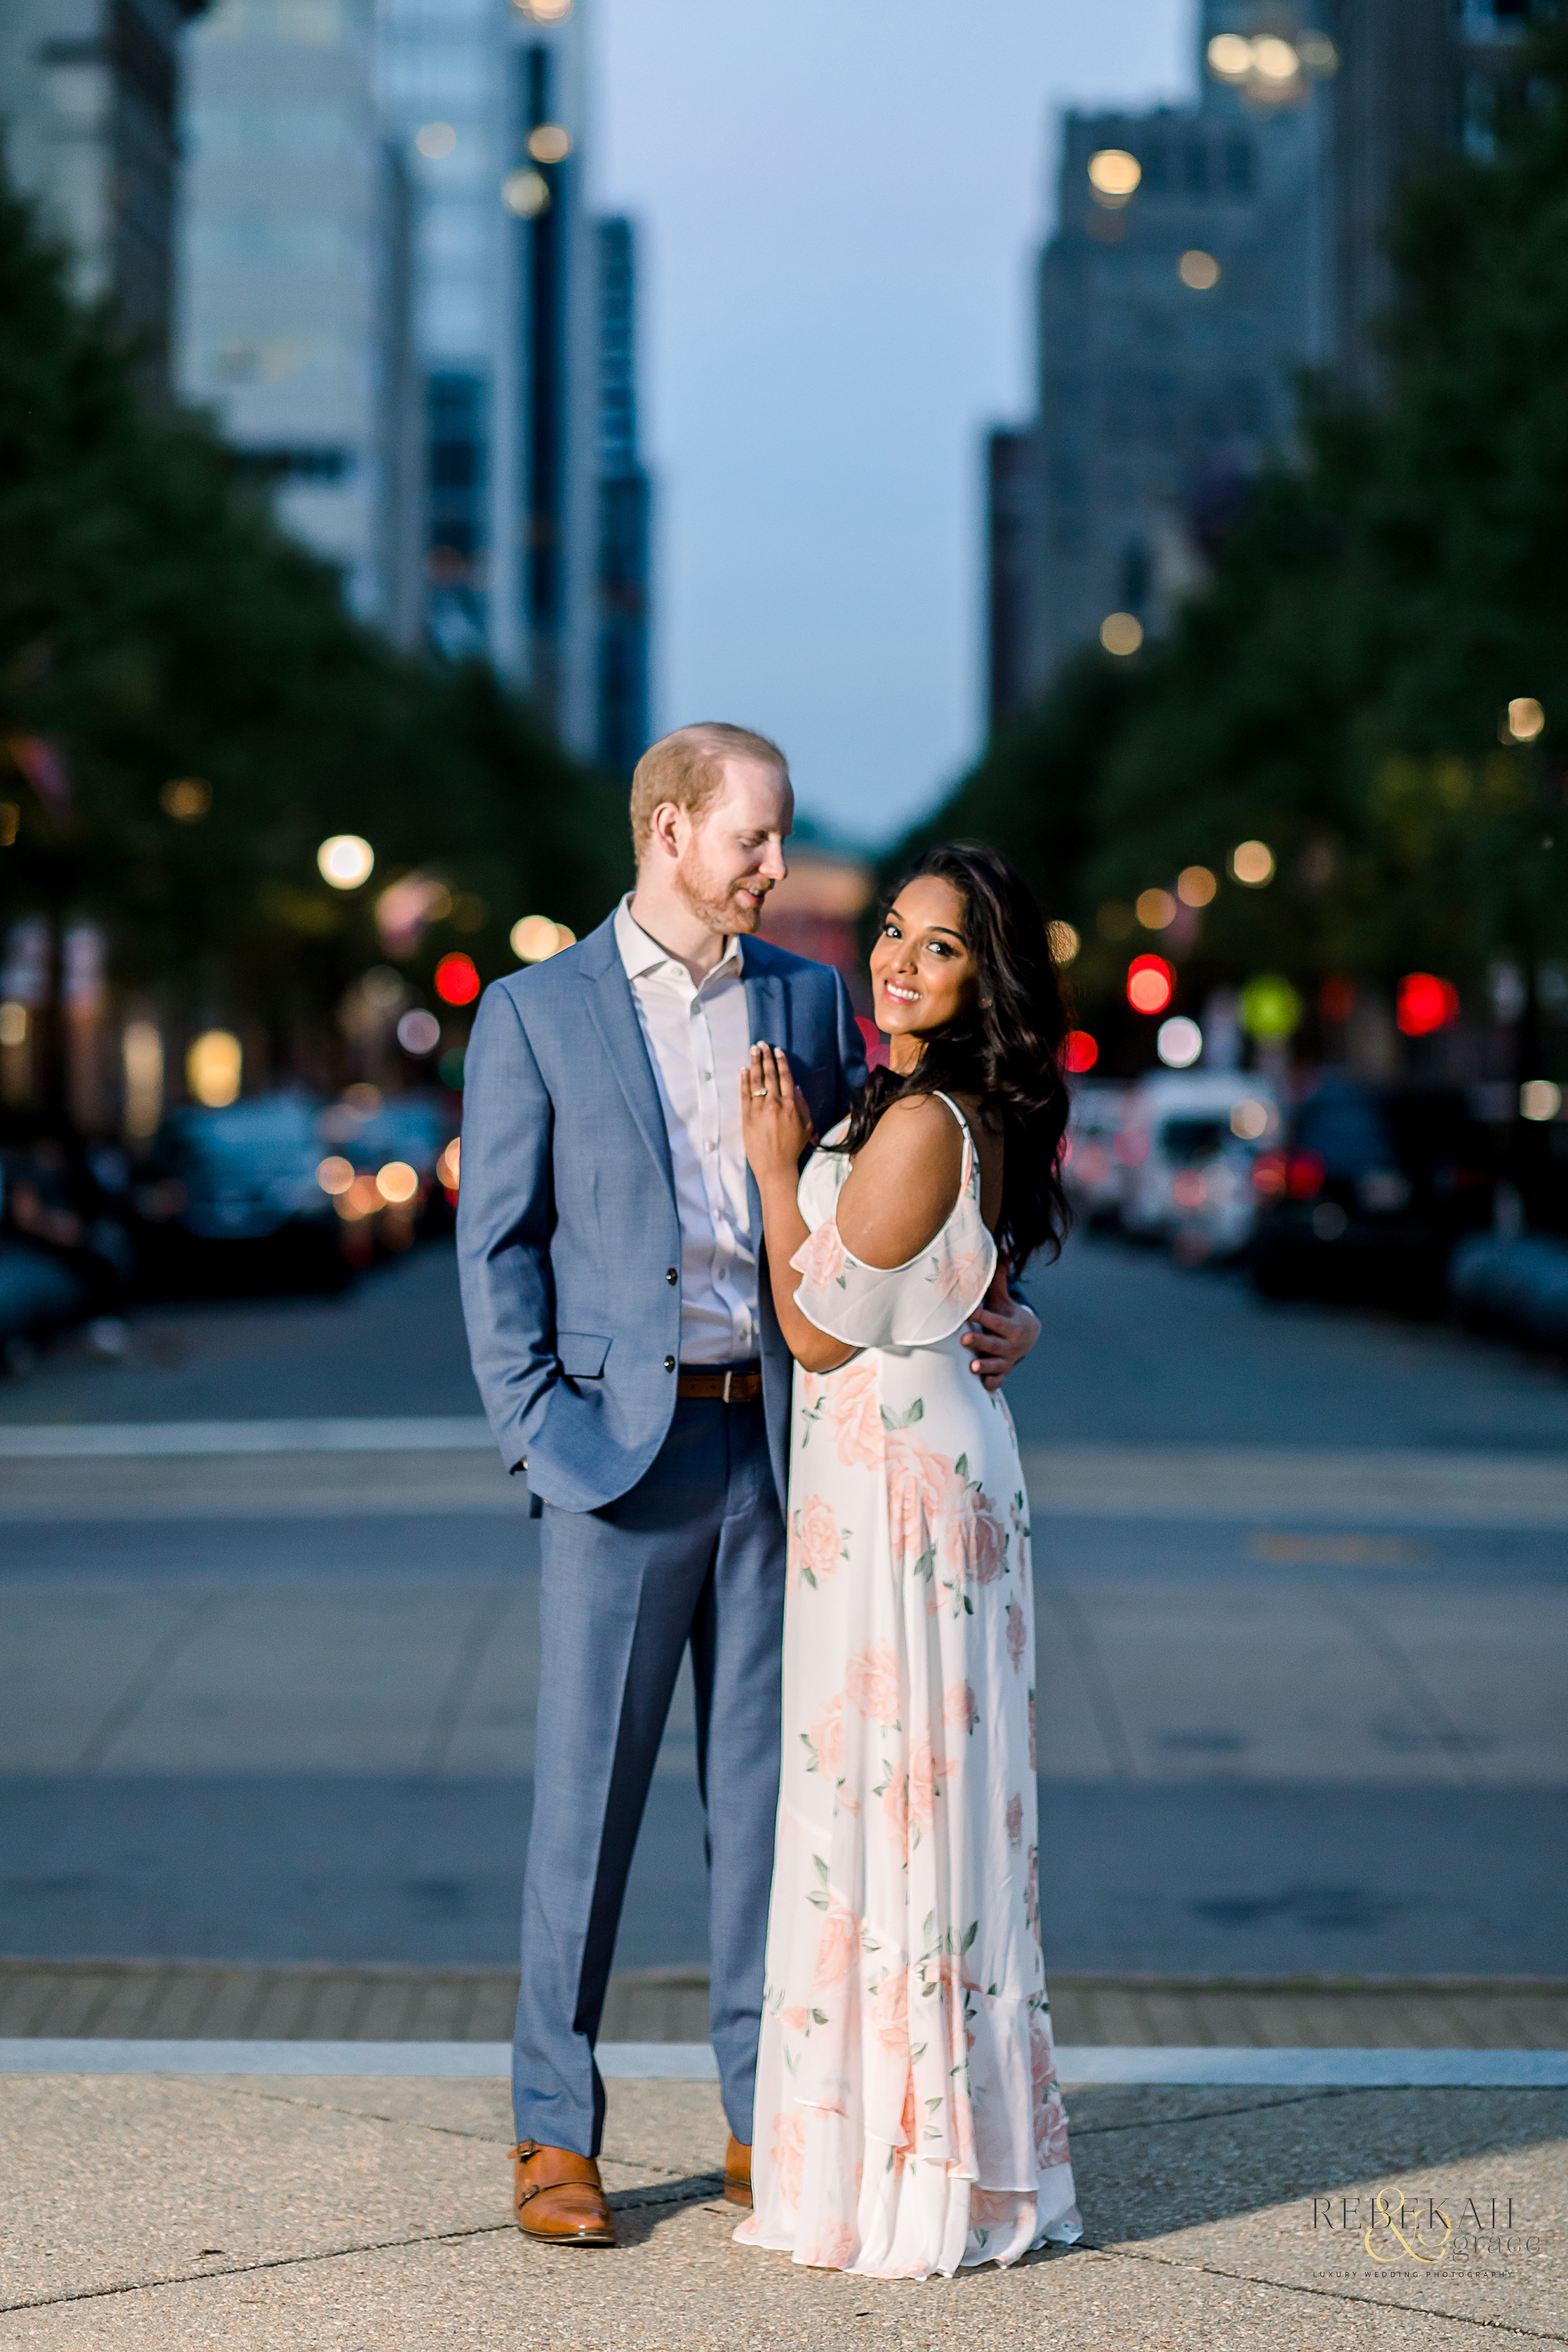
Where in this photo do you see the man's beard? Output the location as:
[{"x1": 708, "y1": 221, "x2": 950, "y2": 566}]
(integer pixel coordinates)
[{"x1": 674, "y1": 856, "x2": 768, "y2": 935}]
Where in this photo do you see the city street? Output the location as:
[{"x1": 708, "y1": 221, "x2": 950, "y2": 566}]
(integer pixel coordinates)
[{"x1": 2, "y1": 1236, "x2": 1565, "y2": 1980}]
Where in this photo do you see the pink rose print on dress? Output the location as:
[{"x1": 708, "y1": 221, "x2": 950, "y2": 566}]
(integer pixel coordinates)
[
  {"x1": 807, "y1": 1693, "x2": 844, "y2": 1777},
  {"x1": 1004, "y1": 1791, "x2": 1023, "y2": 1851},
  {"x1": 771, "y1": 2108, "x2": 808, "y2": 2208},
  {"x1": 792, "y1": 1494, "x2": 843, "y2": 1588},
  {"x1": 825, "y1": 1356, "x2": 884, "y2": 1468},
  {"x1": 943, "y1": 1679, "x2": 978, "y2": 1734},
  {"x1": 800, "y1": 2220, "x2": 855, "y2": 2270},
  {"x1": 793, "y1": 1219, "x2": 847, "y2": 1290},
  {"x1": 1005, "y1": 1601, "x2": 1027, "y2": 1670},
  {"x1": 930, "y1": 1244, "x2": 989, "y2": 1308},
  {"x1": 892, "y1": 2071, "x2": 919, "y2": 2172},
  {"x1": 872, "y1": 1969, "x2": 909, "y2": 2055},
  {"x1": 781, "y1": 2006, "x2": 810, "y2": 2034},
  {"x1": 908, "y1": 1730, "x2": 953, "y2": 1833},
  {"x1": 845, "y1": 1640, "x2": 902, "y2": 1724},
  {"x1": 1030, "y1": 2015, "x2": 1070, "y2": 2167},
  {"x1": 971, "y1": 2187, "x2": 1028, "y2": 2231},
  {"x1": 812, "y1": 1894, "x2": 860, "y2": 1989},
  {"x1": 886, "y1": 1433, "x2": 961, "y2": 1563},
  {"x1": 958, "y1": 1490, "x2": 1009, "y2": 1584},
  {"x1": 880, "y1": 1770, "x2": 909, "y2": 1861}
]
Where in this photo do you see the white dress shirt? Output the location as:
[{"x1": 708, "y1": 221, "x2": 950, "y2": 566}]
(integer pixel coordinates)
[{"x1": 614, "y1": 895, "x2": 759, "y2": 1365}]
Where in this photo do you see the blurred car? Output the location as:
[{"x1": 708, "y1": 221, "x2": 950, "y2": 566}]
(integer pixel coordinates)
[
  {"x1": 1062, "y1": 1080, "x2": 1127, "y2": 1229},
  {"x1": 1450, "y1": 1231, "x2": 1568, "y2": 1354},
  {"x1": 315, "y1": 1090, "x2": 460, "y2": 1253},
  {"x1": 132, "y1": 1094, "x2": 348, "y2": 1295},
  {"x1": 0, "y1": 1236, "x2": 93, "y2": 1369},
  {"x1": 1250, "y1": 1077, "x2": 1495, "y2": 1306},
  {"x1": 1116, "y1": 1071, "x2": 1281, "y2": 1260}
]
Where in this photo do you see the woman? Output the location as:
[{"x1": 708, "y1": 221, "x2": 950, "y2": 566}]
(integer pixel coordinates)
[{"x1": 734, "y1": 842, "x2": 1082, "y2": 2281}]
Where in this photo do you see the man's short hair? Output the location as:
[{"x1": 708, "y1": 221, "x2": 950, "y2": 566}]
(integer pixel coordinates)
[{"x1": 628, "y1": 722, "x2": 789, "y2": 862}]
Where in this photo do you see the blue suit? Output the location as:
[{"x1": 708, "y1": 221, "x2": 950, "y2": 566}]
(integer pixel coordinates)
[{"x1": 457, "y1": 913, "x2": 865, "y2": 2151}]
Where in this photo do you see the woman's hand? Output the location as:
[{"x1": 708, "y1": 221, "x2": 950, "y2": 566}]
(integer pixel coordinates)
[{"x1": 739, "y1": 1041, "x2": 817, "y2": 1183}]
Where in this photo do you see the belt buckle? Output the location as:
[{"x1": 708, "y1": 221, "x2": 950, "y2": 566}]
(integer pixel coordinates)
[{"x1": 721, "y1": 1369, "x2": 734, "y2": 1404}]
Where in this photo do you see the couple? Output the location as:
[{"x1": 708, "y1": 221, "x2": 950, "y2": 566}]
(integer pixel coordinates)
[{"x1": 456, "y1": 721, "x2": 1082, "y2": 2280}]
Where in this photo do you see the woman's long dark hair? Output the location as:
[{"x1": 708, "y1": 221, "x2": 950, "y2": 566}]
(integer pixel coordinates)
[{"x1": 835, "y1": 842, "x2": 1073, "y2": 1272}]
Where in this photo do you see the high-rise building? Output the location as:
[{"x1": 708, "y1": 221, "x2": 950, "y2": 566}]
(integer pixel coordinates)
[
  {"x1": 593, "y1": 215, "x2": 650, "y2": 777},
  {"x1": 1018, "y1": 42, "x2": 1328, "y2": 693},
  {"x1": 177, "y1": 0, "x2": 420, "y2": 638},
  {"x1": 369, "y1": 0, "x2": 644, "y2": 755},
  {"x1": 988, "y1": 0, "x2": 1522, "y2": 724},
  {"x1": 0, "y1": 0, "x2": 210, "y2": 390}
]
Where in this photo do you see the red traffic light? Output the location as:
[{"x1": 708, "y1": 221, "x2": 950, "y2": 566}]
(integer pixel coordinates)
[{"x1": 434, "y1": 952, "x2": 481, "y2": 1007}]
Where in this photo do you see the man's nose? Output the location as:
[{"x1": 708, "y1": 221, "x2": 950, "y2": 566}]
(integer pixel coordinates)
[{"x1": 759, "y1": 837, "x2": 788, "y2": 881}]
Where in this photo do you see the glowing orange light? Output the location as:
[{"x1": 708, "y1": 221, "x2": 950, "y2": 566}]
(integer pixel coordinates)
[
  {"x1": 1126, "y1": 954, "x2": 1174, "y2": 1015},
  {"x1": 435, "y1": 952, "x2": 481, "y2": 1006},
  {"x1": 1063, "y1": 1029, "x2": 1099, "y2": 1073},
  {"x1": 435, "y1": 1138, "x2": 461, "y2": 1196},
  {"x1": 376, "y1": 1160, "x2": 419, "y2": 1205},
  {"x1": 1396, "y1": 972, "x2": 1458, "y2": 1038},
  {"x1": 316, "y1": 1155, "x2": 354, "y2": 1196}
]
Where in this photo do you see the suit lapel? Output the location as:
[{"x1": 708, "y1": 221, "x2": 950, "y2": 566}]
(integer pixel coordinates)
[
  {"x1": 581, "y1": 919, "x2": 676, "y2": 1199},
  {"x1": 743, "y1": 947, "x2": 791, "y2": 1257}
]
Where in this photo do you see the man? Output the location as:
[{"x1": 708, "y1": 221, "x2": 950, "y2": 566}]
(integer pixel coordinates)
[{"x1": 457, "y1": 722, "x2": 1039, "y2": 2247}]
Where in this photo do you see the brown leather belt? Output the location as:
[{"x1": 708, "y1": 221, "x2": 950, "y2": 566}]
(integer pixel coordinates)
[{"x1": 677, "y1": 1367, "x2": 763, "y2": 1403}]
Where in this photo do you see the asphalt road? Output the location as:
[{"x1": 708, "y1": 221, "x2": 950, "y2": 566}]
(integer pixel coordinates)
[{"x1": 2, "y1": 1235, "x2": 1566, "y2": 1976}]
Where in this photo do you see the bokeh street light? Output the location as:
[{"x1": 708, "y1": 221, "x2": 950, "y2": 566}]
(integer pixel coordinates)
[
  {"x1": 510, "y1": 915, "x2": 577, "y2": 962},
  {"x1": 376, "y1": 1160, "x2": 419, "y2": 1205},
  {"x1": 1157, "y1": 1015, "x2": 1203, "y2": 1069},
  {"x1": 1504, "y1": 696, "x2": 1545, "y2": 742},
  {"x1": 1229, "y1": 839, "x2": 1276, "y2": 887},
  {"x1": 1521, "y1": 1079, "x2": 1563, "y2": 1122},
  {"x1": 318, "y1": 835, "x2": 375, "y2": 890},
  {"x1": 1136, "y1": 888, "x2": 1176, "y2": 931},
  {"x1": 1047, "y1": 920, "x2": 1080, "y2": 966},
  {"x1": 503, "y1": 169, "x2": 550, "y2": 217},
  {"x1": 1100, "y1": 612, "x2": 1143, "y2": 656},
  {"x1": 1178, "y1": 250, "x2": 1221, "y2": 290},
  {"x1": 1063, "y1": 1030, "x2": 1098, "y2": 1073},
  {"x1": 1177, "y1": 865, "x2": 1217, "y2": 907},
  {"x1": 396, "y1": 1008, "x2": 441, "y2": 1056},
  {"x1": 415, "y1": 121, "x2": 456, "y2": 158},
  {"x1": 187, "y1": 1029, "x2": 241, "y2": 1108},
  {"x1": 527, "y1": 123, "x2": 572, "y2": 163}
]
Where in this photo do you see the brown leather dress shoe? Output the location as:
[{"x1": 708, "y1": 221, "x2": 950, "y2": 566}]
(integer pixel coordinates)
[
  {"x1": 509, "y1": 2140, "x2": 616, "y2": 2246},
  {"x1": 724, "y1": 2133, "x2": 753, "y2": 2209}
]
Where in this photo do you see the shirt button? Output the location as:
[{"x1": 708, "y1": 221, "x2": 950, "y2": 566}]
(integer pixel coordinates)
[
  {"x1": 664, "y1": 1355, "x2": 676, "y2": 1372},
  {"x1": 666, "y1": 1268, "x2": 677, "y2": 1284}
]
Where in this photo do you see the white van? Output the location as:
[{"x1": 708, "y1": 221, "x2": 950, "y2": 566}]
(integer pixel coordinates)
[{"x1": 1116, "y1": 1070, "x2": 1282, "y2": 1259}]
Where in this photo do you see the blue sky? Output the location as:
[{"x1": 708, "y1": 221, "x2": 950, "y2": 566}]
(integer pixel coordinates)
[{"x1": 593, "y1": 0, "x2": 1191, "y2": 844}]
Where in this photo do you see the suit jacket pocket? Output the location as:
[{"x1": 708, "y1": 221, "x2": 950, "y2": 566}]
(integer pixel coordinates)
[{"x1": 558, "y1": 1330, "x2": 612, "y2": 1379}]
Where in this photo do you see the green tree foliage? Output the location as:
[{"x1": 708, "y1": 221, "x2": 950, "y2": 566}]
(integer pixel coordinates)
[
  {"x1": 0, "y1": 163, "x2": 629, "y2": 1072},
  {"x1": 909, "y1": 32, "x2": 1568, "y2": 1044}
]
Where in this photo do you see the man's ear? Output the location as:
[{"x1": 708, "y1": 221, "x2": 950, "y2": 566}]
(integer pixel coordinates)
[{"x1": 647, "y1": 800, "x2": 683, "y2": 862}]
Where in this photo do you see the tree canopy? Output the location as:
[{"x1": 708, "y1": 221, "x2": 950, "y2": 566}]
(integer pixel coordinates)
[{"x1": 0, "y1": 161, "x2": 630, "y2": 1100}]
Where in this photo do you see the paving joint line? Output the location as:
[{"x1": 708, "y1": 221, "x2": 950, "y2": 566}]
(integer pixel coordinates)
[
  {"x1": 0, "y1": 2220, "x2": 515, "y2": 2316},
  {"x1": 1102, "y1": 2239, "x2": 1568, "y2": 2343},
  {"x1": 1066, "y1": 2085, "x2": 1352, "y2": 2136}
]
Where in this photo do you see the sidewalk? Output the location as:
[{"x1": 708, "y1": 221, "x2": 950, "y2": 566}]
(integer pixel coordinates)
[{"x1": 2, "y1": 2066, "x2": 1563, "y2": 2347}]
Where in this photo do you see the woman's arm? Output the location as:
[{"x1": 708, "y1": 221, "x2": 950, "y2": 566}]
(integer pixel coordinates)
[{"x1": 739, "y1": 1043, "x2": 858, "y2": 1374}]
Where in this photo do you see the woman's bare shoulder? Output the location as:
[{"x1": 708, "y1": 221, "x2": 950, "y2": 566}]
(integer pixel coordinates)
[{"x1": 837, "y1": 1094, "x2": 963, "y2": 1268}]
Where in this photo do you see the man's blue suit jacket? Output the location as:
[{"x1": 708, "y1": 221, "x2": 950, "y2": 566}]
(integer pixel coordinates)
[{"x1": 456, "y1": 912, "x2": 867, "y2": 1516}]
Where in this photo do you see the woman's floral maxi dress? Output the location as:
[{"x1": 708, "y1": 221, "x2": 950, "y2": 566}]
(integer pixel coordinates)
[{"x1": 735, "y1": 1095, "x2": 1080, "y2": 2281}]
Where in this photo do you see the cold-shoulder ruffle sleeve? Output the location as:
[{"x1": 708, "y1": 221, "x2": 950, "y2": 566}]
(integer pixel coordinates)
[{"x1": 789, "y1": 1103, "x2": 997, "y2": 1349}]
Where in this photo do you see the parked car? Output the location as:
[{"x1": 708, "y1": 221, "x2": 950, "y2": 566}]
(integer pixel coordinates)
[
  {"x1": 1062, "y1": 1080, "x2": 1127, "y2": 1229},
  {"x1": 132, "y1": 1094, "x2": 348, "y2": 1295},
  {"x1": 0, "y1": 1236, "x2": 93, "y2": 1369},
  {"x1": 1116, "y1": 1071, "x2": 1281, "y2": 1260},
  {"x1": 315, "y1": 1090, "x2": 460, "y2": 1252},
  {"x1": 1450, "y1": 1230, "x2": 1568, "y2": 1354},
  {"x1": 1250, "y1": 1077, "x2": 1495, "y2": 1306}
]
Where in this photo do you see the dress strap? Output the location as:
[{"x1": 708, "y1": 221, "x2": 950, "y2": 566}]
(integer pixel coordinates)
[{"x1": 928, "y1": 1091, "x2": 977, "y2": 1190}]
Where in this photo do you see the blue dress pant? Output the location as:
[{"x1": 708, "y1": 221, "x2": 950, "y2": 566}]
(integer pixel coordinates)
[{"x1": 514, "y1": 1393, "x2": 786, "y2": 2154}]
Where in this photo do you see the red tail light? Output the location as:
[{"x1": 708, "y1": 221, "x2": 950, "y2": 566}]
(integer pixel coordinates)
[
  {"x1": 1286, "y1": 1151, "x2": 1325, "y2": 1200},
  {"x1": 1253, "y1": 1152, "x2": 1286, "y2": 1198}
]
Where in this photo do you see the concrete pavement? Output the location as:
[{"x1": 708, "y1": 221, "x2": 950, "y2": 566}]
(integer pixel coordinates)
[{"x1": 0, "y1": 2071, "x2": 1562, "y2": 2347}]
